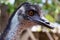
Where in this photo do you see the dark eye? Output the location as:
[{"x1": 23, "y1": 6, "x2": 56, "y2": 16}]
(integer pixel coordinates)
[{"x1": 28, "y1": 10, "x2": 35, "y2": 16}]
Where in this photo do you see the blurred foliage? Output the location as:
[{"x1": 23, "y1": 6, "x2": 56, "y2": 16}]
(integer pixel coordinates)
[
  {"x1": 14, "y1": 0, "x2": 27, "y2": 8},
  {"x1": 0, "y1": 0, "x2": 60, "y2": 23},
  {"x1": 7, "y1": 3, "x2": 15, "y2": 14},
  {"x1": 27, "y1": 0, "x2": 42, "y2": 4},
  {"x1": 45, "y1": 14, "x2": 55, "y2": 22},
  {"x1": 0, "y1": 0, "x2": 15, "y2": 14}
]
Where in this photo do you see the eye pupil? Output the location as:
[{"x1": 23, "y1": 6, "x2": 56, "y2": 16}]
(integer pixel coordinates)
[{"x1": 29, "y1": 11, "x2": 34, "y2": 16}]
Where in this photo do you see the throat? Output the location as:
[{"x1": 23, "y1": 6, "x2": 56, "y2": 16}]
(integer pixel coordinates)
[{"x1": 20, "y1": 20, "x2": 38, "y2": 29}]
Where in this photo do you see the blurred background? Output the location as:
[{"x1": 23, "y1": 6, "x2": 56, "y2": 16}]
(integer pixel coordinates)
[{"x1": 0, "y1": 0, "x2": 60, "y2": 40}]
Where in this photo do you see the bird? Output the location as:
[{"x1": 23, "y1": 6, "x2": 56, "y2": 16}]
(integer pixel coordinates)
[{"x1": 0, "y1": 2, "x2": 54, "y2": 40}]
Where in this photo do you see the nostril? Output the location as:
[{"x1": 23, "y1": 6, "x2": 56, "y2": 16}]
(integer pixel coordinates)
[
  {"x1": 45, "y1": 22, "x2": 50, "y2": 24},
  {"x1": 40, "y1": 18, "x2": 45, "y2": 22},
  {"x1": 41, "y1": 19, "x2": 45, "y2": 22}
]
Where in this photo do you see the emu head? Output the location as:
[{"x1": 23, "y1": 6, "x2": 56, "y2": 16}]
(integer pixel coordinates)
[
  {"x1": 11, "y1": 2, "x2": 54, "y2": 29},
  {"x1": 0, "y1": 2, "x2": 55, "y2": 40}
]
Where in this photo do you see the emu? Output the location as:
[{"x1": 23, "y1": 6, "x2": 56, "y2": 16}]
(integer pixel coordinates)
[{"x1": 0, "y1": 2, "x2": 54, "y2": 40}]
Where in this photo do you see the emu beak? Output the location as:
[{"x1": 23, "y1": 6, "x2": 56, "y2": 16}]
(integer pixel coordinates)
[
  {"x1": 28, "y1": 15, "x2": 54, "y2": 29},
  {"x1": 37, "y1": 16, "x2": 54, "y2": 29}
]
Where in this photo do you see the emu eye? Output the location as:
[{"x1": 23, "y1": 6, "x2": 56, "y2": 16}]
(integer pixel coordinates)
[{"x1": 28, "y1": 10, "x2": 34, "y2": 16}]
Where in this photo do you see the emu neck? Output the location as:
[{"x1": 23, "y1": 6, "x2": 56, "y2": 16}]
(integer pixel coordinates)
[
  {"x1": 5, "y1": 19, "x2": 38, "y2": 40},
  {"x1": 11, "y1": 20, "x2": 38, "y2": 40},
  {"x1": 4, "y1": 13, "x2": 19, "y2": 40}
]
